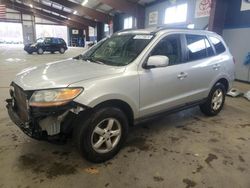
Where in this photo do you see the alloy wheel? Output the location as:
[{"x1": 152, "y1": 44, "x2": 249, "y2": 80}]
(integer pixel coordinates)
[
  {"x1": 211, "y1": 89, "x2": 223, "y2": 111},
  {"x1": 91, "y1": 118, "x2": 122, "y2": 154}
]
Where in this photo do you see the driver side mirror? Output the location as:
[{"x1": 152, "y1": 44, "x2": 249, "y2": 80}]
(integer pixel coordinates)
[{"x1": 144, "y1": 55, "x2": 169, "y2": 69}]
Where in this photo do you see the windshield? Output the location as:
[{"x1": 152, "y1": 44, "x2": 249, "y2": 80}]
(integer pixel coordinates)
[
  {"x1": 82, "y1": 34, "x2": 154, "y2": 66},
  {"x1": 36, "y1": 38, "x2": 44, "y2": 43},
  {"x1": 81, "y1": 38, "x2": 107, "y2": 60}
]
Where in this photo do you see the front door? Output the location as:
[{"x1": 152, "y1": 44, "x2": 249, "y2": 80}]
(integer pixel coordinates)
[{"x1": 139, "y1": 34, "x2": 190, "y2": 117}]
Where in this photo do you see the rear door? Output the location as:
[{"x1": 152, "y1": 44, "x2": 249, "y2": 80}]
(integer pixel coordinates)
[
  {"x1": 44, "y1": 38, "x2": 52, "y2": 51},
  {"x1": 181, "y1": 34, "x2": 218, "y2": 100},
  {"x1": 51, "y1": 38, "x2": 59, "y2": 51}
]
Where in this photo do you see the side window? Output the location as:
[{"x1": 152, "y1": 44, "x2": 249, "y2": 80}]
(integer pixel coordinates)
[
  {"x1": 209, "y1": 36, "x2": 226, "y2": 55},
  {"x1": 186, "y1": 34, "x2": 214, "y2": 61},
  {"x1": 44, "y1": 38, "x2": 52, "y2": 44},
  {"x1": 151, "y1": 34, "x2": 182, "y2": 66},
  {"x1": 52, "y1": 38, "x2": 58, "y2": 44}
]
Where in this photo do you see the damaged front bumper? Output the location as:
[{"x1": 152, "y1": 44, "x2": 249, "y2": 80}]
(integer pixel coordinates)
[
  {"x1": 6, "y1": 98, "x2": 86, "y2": 141},
  {"x1": 6, "y1": 99, "x2": 39, "y2": 138}
]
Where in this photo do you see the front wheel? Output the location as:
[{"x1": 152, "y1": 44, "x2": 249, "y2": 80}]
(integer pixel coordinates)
[
  {"x1": 200, "y1": 83, "x2": 226, "y2": 116},
  {"x1": 74, "y1": 107, "x2": 129, "y2": 163},
  {"x1": 37, "y1": 48, "x2": 44, "y2": 54}
]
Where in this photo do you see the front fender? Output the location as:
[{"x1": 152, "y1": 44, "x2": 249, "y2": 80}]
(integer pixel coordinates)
[
  {"x1": 88, "y1": 93, "x2": 139, "y2": 118},
  {"x1": 70, "y1": 72, "x2": 140, "y2": 118}
]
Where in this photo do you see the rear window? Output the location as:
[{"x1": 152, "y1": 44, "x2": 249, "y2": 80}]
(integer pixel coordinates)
[
  {"x1": 186, "y1": 34, "x2": 214, "y2": 61},
  {"x1": 209, "y1": 36, "x2": 226, "y2": 55}
]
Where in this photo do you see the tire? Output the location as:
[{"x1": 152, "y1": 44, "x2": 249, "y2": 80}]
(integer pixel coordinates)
[
  {"x1": 199, "y1": 82, "x2": 226, "y2": 116},
  {"x1": 37, "y1": 48, "x2": 44, "y2": 55},
  {"x1": 74, "y1": 107, "x2": 129, "y2": 163},
  {"x1": 27, "y1": 51, "x2": 32, "y2": 54},
  {"x1": 59, "y1": 47, "x2": 65, "y2": 54}
]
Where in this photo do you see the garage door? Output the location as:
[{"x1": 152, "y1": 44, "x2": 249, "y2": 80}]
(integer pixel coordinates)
[{"x1": 0, "y1": 22, "x2": 23, "y2": 44}]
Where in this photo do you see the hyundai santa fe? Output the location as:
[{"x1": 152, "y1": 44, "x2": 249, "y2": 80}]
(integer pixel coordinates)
[{"x1": 6, "y1": 27, "x2": 235, "y2": 162}]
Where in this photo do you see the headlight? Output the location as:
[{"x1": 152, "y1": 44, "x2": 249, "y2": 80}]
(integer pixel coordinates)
[{"x1": 29, "y1": 88, "x2": 83, "y2": 107}]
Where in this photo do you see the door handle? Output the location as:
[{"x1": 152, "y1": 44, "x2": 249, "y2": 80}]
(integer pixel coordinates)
[{"x1": 177, "y1": 72, "x2": 188, "y2": 79}]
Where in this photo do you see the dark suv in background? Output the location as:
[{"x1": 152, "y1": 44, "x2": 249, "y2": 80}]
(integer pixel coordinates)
[{"x1": 24, "y1": 37, "x2": 68, "y2": 55}]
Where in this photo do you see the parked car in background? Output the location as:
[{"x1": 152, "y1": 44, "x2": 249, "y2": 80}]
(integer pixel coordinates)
[
  {"x1": 24, "y1": 37, "x2": 67, "y2": 54},
  {"x1": 7, "y1": 27, "x2": 235, "y2": 163}
]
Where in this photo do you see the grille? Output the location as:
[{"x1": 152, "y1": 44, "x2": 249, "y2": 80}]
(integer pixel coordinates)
[{"x1": 12, "y1": 84, "x2": 29, "y2": 122}]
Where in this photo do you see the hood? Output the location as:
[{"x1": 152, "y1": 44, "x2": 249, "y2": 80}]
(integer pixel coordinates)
[
  {"x1": 14, "y1": 58, "x2": 126, "y2": 90},
  {"x1": 25, "y1": 42, "x2": 39, "y2": 47},
  {"x1": 24, "y1": 43, "x2": 32, "y2": 47}
]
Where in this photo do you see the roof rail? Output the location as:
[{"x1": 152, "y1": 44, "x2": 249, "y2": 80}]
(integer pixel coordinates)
[{"x1": 153, "y1": 25, "x2": 205, "y2": 33}]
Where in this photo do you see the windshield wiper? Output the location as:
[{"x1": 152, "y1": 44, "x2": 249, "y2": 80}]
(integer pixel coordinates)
[
  {"x1": 93, "y1": 60, "x2": 104, "y2": 65},
  {"x1": 84, "y1": 57, "x2": 104, "y2": 65}
]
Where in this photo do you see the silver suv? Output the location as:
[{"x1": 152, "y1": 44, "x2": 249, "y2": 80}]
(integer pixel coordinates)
[{"x1": 6, "y1": 27, "x2": 235, "y2": 162}]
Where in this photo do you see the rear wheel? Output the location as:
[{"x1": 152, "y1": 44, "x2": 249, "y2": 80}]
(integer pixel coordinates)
[
  {"x1": 59, "y1": 47, "x2": 65, "y2": 54},
  {"x1": 200, "y1": 83, "x2": 226, "y2": 116},
  {"x1": 74, "y1": 107, "x2": 129, "y2": 163},
  {"x1": 37, "y1": 48, "x2": 44, "y2": 55}
]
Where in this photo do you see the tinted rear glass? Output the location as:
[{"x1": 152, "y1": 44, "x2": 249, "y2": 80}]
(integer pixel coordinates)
[
  {"x1": 209, "y1": 36, "x2": 226, "y2": 55},
  {"x1": 186, "y1": 35, "x2": 213, "y2": 61}
]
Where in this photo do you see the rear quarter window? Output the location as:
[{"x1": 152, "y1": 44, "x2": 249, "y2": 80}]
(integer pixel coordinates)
[{"x1": 209, "y1": 36, "x2": 226, "y2": 55}]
